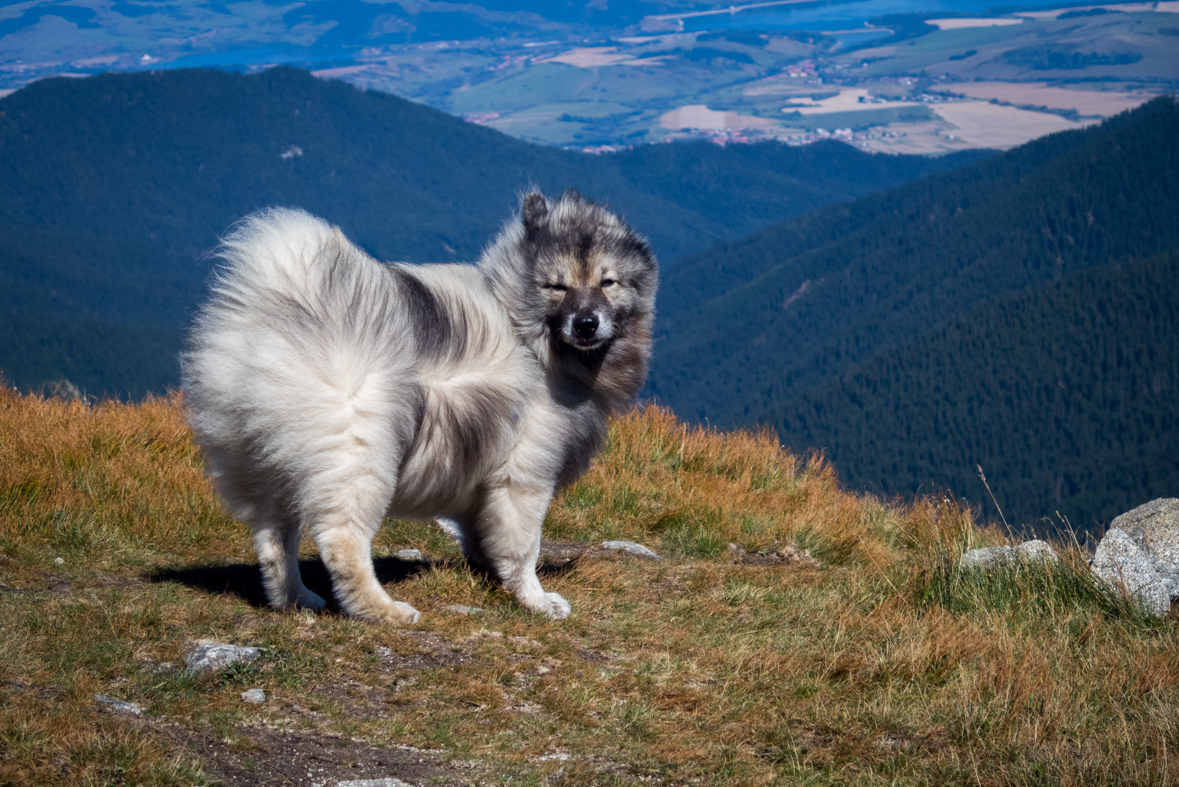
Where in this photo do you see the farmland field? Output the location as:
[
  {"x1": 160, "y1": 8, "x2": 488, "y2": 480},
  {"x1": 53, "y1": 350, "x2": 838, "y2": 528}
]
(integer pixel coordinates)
[{"x1": 3, "y1": 0, "x2": 1176, "y2": 151}]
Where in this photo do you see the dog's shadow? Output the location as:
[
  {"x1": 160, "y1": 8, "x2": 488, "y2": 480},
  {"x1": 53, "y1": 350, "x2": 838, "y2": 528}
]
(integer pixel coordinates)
[
  {"x1": 147, "y1": 556, "x2": 578, "y2": 612},
  {"x1": 148, "y1": 557, "x2": 426, "y2": 613}
]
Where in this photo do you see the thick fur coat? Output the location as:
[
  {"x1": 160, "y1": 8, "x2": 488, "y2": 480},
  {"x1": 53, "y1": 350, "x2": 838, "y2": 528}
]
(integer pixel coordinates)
[{"x1": 181, "y1": 192, "x2": 657, "y2": 622}]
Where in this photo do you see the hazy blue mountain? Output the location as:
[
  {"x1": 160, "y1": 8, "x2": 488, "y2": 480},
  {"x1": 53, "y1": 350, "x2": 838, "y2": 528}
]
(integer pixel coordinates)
[
  {"x1": 0, "y1": 66, "x2": 984, "y2": 398},
  {"x1": 648, "y1": 96, "x2": 1179, "y2": 533}
]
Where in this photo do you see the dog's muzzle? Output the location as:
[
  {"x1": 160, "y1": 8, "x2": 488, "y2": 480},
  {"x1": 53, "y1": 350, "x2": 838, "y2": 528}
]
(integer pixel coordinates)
[{"x1": 573, "y1": 314, "x2": 599, "y2": 343}]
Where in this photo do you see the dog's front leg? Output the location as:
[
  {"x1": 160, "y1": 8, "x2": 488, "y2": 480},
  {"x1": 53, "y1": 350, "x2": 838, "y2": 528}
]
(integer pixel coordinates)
[{"x1": 475, "y1": 481, "x2": 569, "y2": 620}]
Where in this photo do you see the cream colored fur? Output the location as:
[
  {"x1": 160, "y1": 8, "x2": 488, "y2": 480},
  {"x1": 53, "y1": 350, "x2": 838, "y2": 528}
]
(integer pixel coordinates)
[{"x1": 182, "y1": 193, "x2": 657, "y2": 623}]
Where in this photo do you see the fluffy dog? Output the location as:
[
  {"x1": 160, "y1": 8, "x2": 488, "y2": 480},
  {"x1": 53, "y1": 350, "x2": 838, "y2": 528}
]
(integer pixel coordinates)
[{"x1": 181, "y1": 191, "x2": 657, "y2": 623}]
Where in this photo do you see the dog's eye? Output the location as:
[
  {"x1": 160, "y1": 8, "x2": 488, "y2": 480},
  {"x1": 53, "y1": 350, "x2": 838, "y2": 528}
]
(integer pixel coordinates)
[
  {"x1": 600, "y1": 278, "x2": 616, "y2": 288},
  {"x1": 545, "y1": 283, "x2": 567, "y2": 292}
]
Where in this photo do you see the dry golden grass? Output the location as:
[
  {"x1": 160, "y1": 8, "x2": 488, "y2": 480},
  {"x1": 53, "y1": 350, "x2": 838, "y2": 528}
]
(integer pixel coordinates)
[{"x1": 1, "y1": 387, "x2": 1176, "y2": 786}]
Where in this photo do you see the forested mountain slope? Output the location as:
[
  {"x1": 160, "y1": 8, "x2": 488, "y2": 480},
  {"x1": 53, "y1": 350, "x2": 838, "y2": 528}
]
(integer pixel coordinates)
[
  {"x1": 770, "y1": 250, "x2": 1179, "y2": 533},
  {"x1": 648, "y1": 97, "x2": 1179, "y2": 426},
  {"x1": 648, "y1": 96, "x2": 1178, "y2": 533},
  {"x1": 0, "y1": 66, "x2": 984, "y2": 398}
]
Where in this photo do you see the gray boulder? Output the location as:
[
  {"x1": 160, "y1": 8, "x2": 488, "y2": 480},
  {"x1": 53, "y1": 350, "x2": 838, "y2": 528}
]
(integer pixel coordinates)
[
  {"x1": 1091, "y1": 528, "x2": 1171, "y2": 617},
  {"x1": 960, "y1": 539, "x2": 1059, "y2": 569},
  {"x1": 185, "y1": 641, "x2": 262, "y2": 676},
  {"x1": 1108, "y1": 498, "x2": 1179, "y2": 601}
]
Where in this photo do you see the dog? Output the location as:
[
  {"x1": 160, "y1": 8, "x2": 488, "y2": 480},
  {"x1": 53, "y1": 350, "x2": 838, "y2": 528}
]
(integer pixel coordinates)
[{"x1": 181, "y1": 191, "x2": 657, "y2": 623}]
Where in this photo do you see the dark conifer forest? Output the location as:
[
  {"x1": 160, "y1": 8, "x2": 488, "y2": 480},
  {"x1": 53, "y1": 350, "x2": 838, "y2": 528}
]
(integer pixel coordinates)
[
  {"x1": 769, "y1": 250, "x2": 1179, "y2": 532},
  {"x1": 648, "y1": 96, "x2": 1179, "y2": 534}
]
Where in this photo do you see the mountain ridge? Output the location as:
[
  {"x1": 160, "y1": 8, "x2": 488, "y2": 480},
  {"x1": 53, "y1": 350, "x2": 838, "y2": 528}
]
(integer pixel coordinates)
[
  {"x1": 647, "y1": 95, "x2": 1179, "y2": 532},
  {"x1": 649, "y1": 96, "x2": 1179, "y2": 424},
  {"x1": 0, "y1": 66, "x2": 987, "y2": 398}
]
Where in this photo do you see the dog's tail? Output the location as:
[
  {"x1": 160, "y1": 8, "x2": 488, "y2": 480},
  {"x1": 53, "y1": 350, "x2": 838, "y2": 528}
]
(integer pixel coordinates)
[{"x1": 211, "y1": 208, "x2": 347, "y2": 301}]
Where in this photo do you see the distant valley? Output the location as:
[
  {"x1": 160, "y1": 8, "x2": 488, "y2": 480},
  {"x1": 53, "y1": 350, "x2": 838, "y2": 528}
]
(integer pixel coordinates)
[{"x1": 1, "y1": 0, "x2": 1175, "y2": 152}]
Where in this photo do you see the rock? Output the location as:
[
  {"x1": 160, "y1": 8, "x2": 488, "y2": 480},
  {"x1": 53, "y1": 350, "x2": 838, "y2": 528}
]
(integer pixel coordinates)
[
  {"x1": 94, "y1": 694, "x2": 143, "y2": 716},
  {"x1": 1016, "y1": 539, "x2": 1059, "y2": 563},
  {"x1": 1091, "y1": 528, "x2": 1171, "y2": 617},
  {"x1": 960, "y1": 539, "x2": 1059, "y2": 569},
  {"x1": 441, "y1": 605, "x2": 484, "y2": 615},
  {"x1": 1109, "y1": 498, "x2": 1179, "y2": 600},
  {"x1": 184, "y1": 641, "x2": 262, "y2": 676},
  {"x1": 961, "y1": 546, "x2": 1012, "y2": 569},
  {"x1": 334, "y1": 778, "x2": 413, "y2": 787},
  {"x1": 778, "y1": 545, "x2": 820, "y2": 566},
  {"x1": 241, "y1": 688, "x2": 266, "y2": 704},
  {"x1": 394, "y1": 548, "x2": 424, "y2": 561},
  {"x1": 600, "y1": 540, "x2": 661, "y2": 559}
]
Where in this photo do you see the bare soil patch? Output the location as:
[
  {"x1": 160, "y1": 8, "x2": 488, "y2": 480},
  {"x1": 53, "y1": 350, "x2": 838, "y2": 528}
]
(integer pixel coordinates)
[{"x1": 156, "y1": 724, "x2": 458, "y2": 787}]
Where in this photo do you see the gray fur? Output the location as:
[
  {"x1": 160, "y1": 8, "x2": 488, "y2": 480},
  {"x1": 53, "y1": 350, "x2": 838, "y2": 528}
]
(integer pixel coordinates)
[{"x1": 181, "y1": 191, "x2": 657, "y2": 623}]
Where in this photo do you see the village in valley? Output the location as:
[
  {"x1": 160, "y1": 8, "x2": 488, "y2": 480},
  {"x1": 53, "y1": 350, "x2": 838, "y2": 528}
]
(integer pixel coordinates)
[{"x1": 1, "y1": 0, "x2": 1176, "y2": 154}]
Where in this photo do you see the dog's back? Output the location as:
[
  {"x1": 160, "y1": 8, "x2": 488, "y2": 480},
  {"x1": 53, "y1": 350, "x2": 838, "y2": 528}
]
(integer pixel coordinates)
[{"x1": 183, "y1": 208, "x2": 530, "y2": 521}]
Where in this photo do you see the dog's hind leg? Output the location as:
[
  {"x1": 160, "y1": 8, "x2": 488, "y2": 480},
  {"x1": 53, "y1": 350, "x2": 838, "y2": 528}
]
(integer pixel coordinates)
[
  {"x1": 305, "y1": 470, "x2": 421, "y2": 625},
  {"x1": 252, "y1": 514, "x2": 326, "y2": 611},
  {"x1": 474, "y1": 482, "x2": 570, "y2": 620},
  {"x1": 210, "y1": 457, "x2": 325, "y2": 612}
]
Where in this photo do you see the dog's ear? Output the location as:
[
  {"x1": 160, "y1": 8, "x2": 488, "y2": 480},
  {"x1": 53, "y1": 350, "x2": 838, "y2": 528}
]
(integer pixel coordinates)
[{"x1": 521, "y1": 192, "x2": 548, "y2": 233}]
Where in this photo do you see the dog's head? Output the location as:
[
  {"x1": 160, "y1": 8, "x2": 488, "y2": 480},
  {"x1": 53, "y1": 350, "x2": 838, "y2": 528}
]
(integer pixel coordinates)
[
  {"x1": 480, "y1": 189, "x2": 658, "y2": 402},
  {"x1": 518, "y1": 190, "x2": 656, "y2": 352}
]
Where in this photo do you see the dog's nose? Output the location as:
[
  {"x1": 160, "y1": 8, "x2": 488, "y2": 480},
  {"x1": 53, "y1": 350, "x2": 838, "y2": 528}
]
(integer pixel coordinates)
[{"x1": 573, "y1": 314, "x2": 599, "y2": 341}]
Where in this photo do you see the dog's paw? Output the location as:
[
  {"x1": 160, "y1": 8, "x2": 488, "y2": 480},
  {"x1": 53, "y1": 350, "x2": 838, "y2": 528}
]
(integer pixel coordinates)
[
  {"x1": 380, "y1": 601, "x2": 422, "y2": 625},
  {"x1": 351, "y1": 598, "x2": 421, "y2": 625},
  {"x1": 293, "y1": 587, "x2": 327, "y2": 611},
  {"x1": 525, "y1": 592, "x2": 571, "y2": 620}
]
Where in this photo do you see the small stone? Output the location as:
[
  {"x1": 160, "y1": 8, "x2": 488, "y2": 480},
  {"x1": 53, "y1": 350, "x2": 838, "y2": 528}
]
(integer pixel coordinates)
[
  {"x1": 184, "y1": 641, "x2": 262, "y2": 676},
  {"x1": 1091, "y1": 528, "x2": 1171, "y2": 617},
  {"x1": 241, "y1": 688, "x2": 266, "y2": 704},
  {"x1": 94, "y1": 694, "x2": 143, "y2": 716},
  {"x1": 1015, "y1": 539, "x2": 1059, "y2": 562},
  {"x1": 394, "y1": 549, "x2": 423, "y2": 561},
  {"x1": 441, "y1": 605, "x2": 484, "y2": 615},
  {"x1": 961, "y1": 545, "x2": 1016, "y2": 569},
  {"x1": 334, "y1": 779, "x2": 413, "y2": 787},
  {"x1": 54, "y1": 557, "x2": 64, "y2": 565},
  {"x1": 600, "y1": 540, "x2": 661, "y2": 559},
  {"x1": 778, "y1": 545, "x2": 819, "y2": 566},
  {"x1": 960, "y1": 540, "x2": 1058, "y2": 569}
]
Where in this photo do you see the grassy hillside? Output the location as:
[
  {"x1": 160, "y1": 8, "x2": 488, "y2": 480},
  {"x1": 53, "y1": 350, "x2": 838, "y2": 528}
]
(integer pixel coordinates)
[
  {"x1": 0, "y1": 389, "x2": 1175, "y2": 785},
  {"x1": 648, "y1": 96, "x2": 1179, "y2": 532},
  {"x1": 769, "y1": 250, "x2": 1179, "y2": 533},
  {"x1": 0, "y1": 66, "x2": 986, "y2": 399}
]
